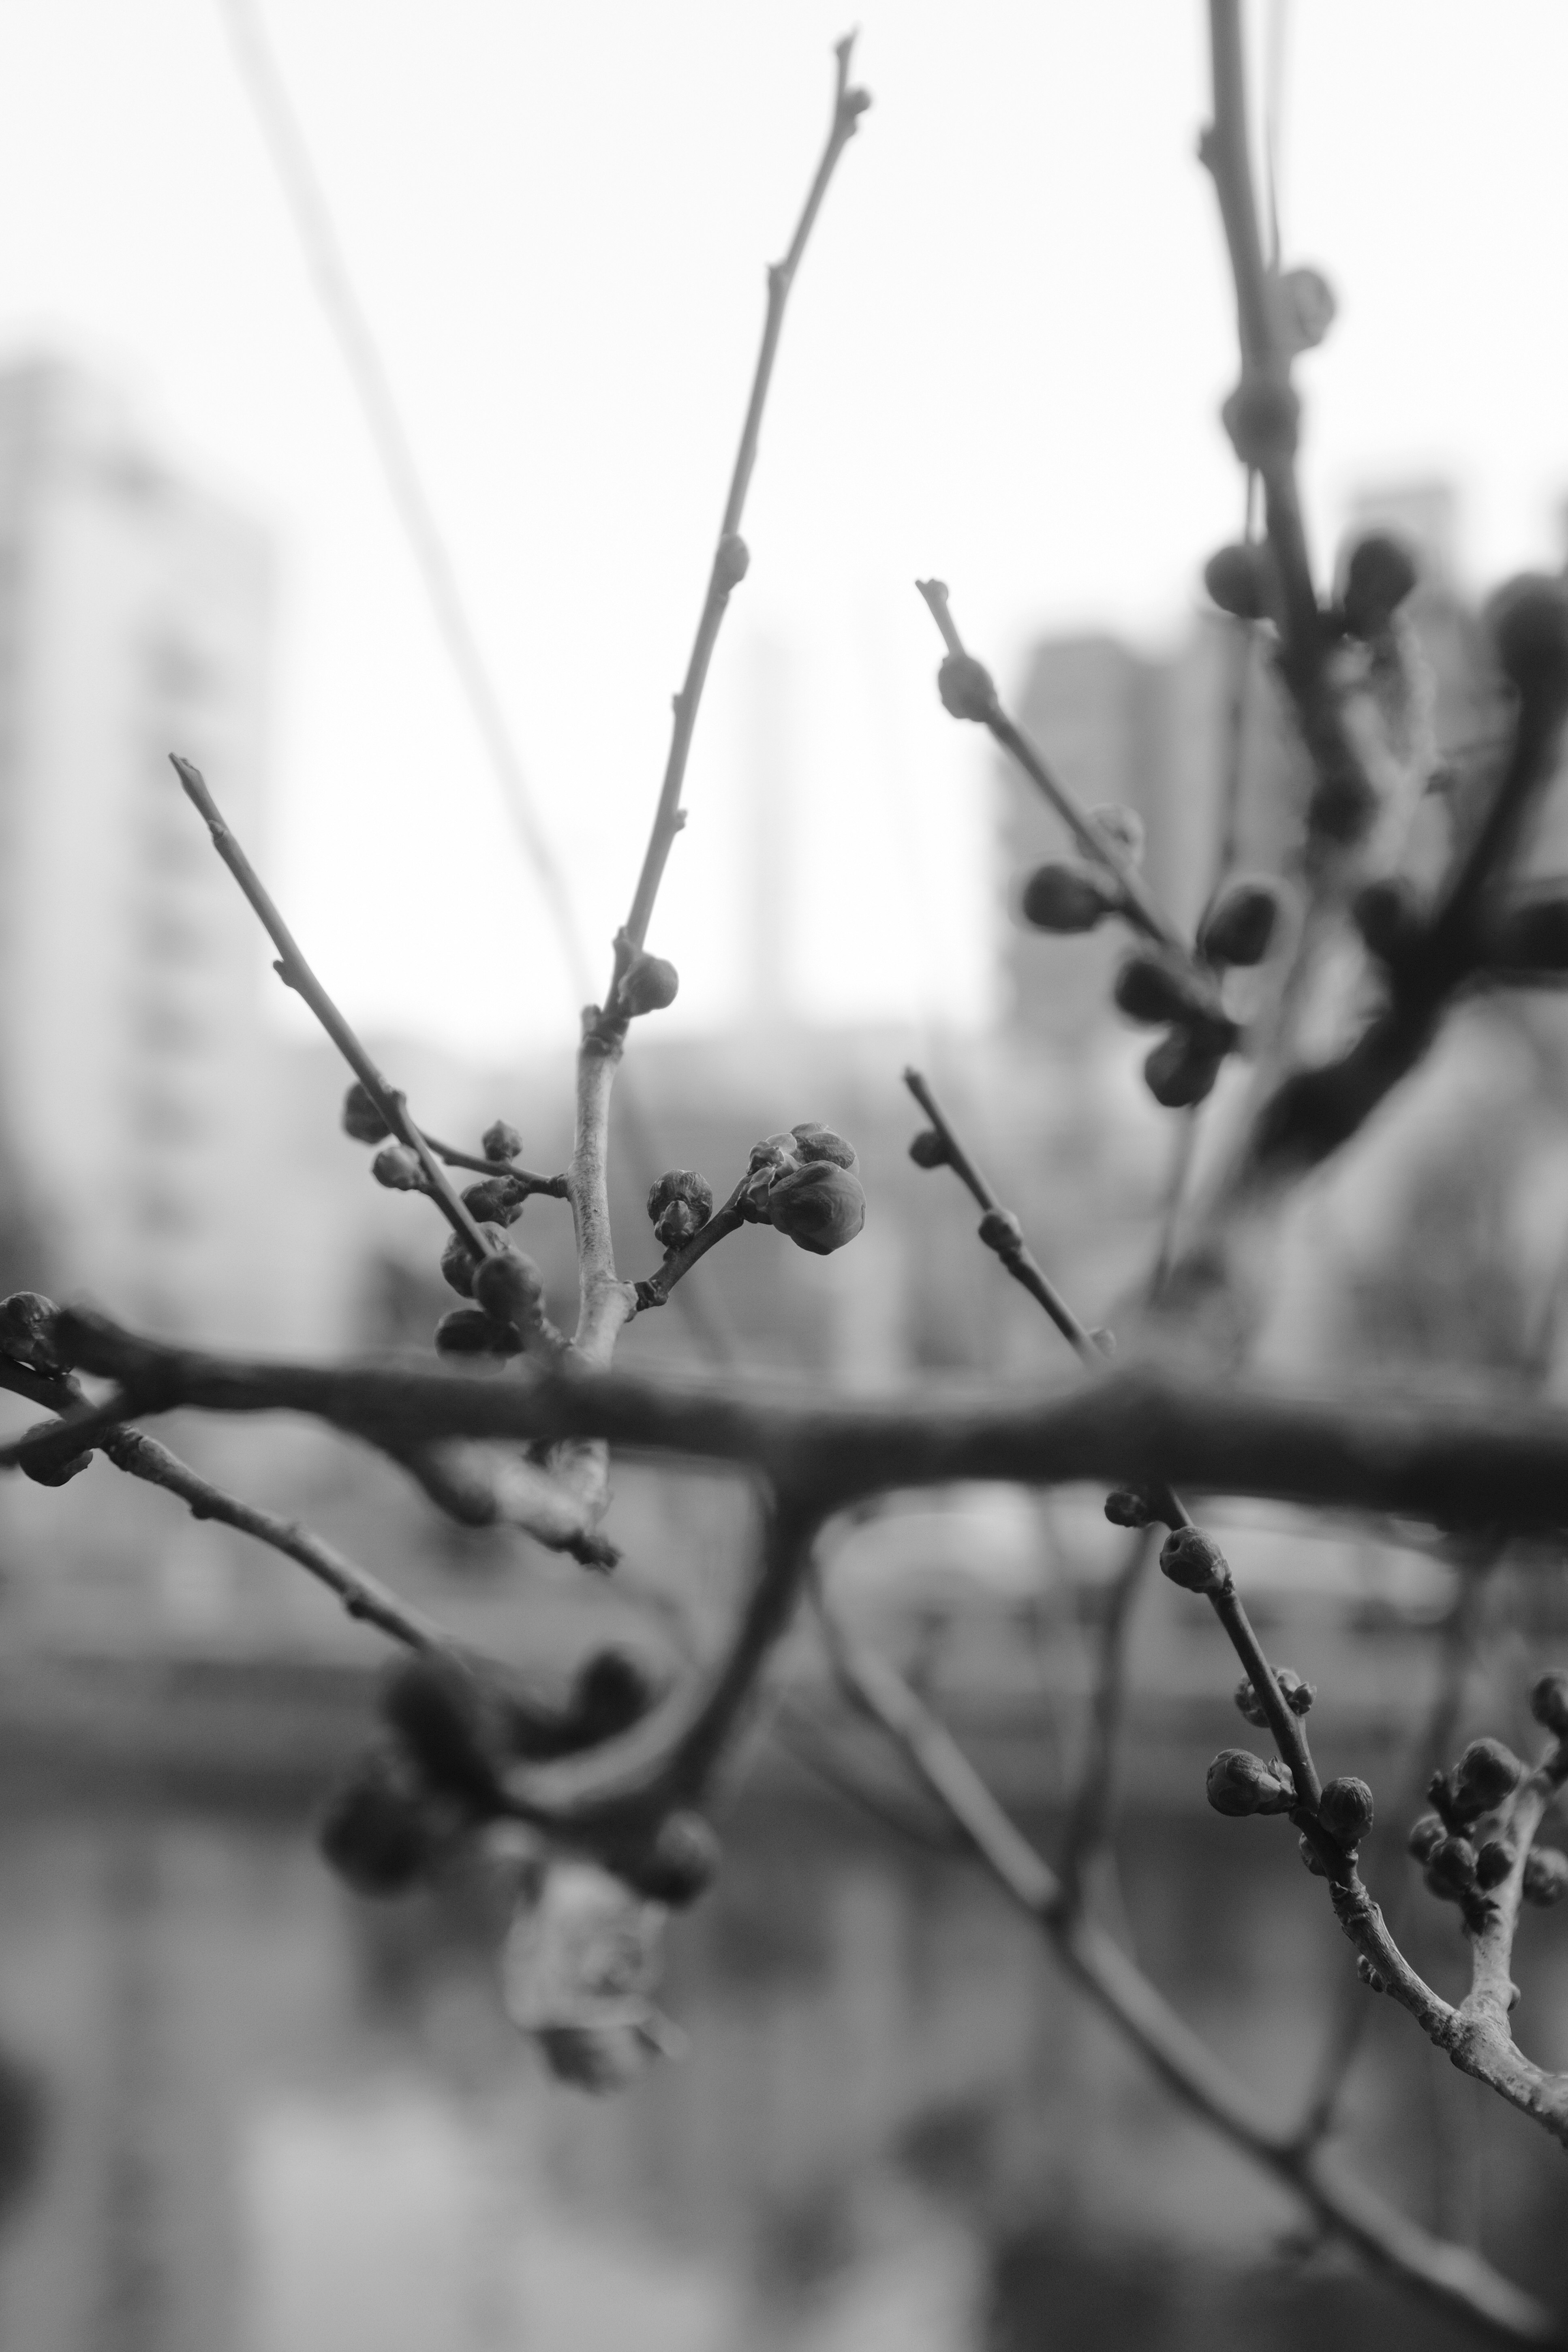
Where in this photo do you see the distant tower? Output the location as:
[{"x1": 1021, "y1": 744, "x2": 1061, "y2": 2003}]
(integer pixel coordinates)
[{"x1": 0, "y1": 359, "x2": 275, "y2": 1339}]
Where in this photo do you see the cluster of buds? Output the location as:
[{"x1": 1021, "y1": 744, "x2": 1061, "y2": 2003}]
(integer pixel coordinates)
[
  {"x1": 1020, "y1": 805, "x2": 1284, "y2": 1110},
  {"x1": 1234, "y1": 1667, "x2": 1315, "y2": 1726},
  {"x1": 1408, "y1": 1685, "x2": 1568, "y2": 1918},
  {"x1": 740, "y1": 1123, "x2": 866, "y2": 1257}
]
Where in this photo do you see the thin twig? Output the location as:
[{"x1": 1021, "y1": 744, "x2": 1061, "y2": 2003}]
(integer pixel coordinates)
[
  {"x1": 171, "y1": 757, "x2": 492, "y2": 1260},
  {"x1": 1056, "y1": 1525, "x2": 1158, "y2": 1908},
  {"x1": 815, "y1": 1598, "x2": 1557, "y2": 2348},
  {"x1": 605, "y1": 41, "x2": 869, "y2": 1016}
]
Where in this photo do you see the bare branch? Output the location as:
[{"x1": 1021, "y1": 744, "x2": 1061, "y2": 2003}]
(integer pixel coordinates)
[
  {"x1": 1056, "y1": 1526, "x2": 1157, "y2": 1908},
  {"x1": 816, "y1": 1600, "x2": 1557, "y2": 2347},
  {"x1": 607, "y1": 42, "x2": 871, "y2": 1010},
  {"x1": 170, "y1": 757, "x2": 493, "y2": 1261}
]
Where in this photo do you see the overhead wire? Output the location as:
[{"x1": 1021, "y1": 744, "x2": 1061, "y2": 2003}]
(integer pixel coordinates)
[{"x1": 214, "y1": 0, "x2": 737, "y2": 1363}]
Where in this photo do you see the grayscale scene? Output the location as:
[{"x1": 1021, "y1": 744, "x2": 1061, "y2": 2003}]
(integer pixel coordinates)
[{"x1": 2, "y1": 4, "x2": 1568, "y2": 2348}]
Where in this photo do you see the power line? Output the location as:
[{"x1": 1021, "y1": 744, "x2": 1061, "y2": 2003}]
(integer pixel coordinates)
[{"x1": 216, "y1": 0, "x2": 594, "y2": 1002}]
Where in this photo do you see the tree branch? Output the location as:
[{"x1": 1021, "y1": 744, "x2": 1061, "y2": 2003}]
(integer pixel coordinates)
[{"x1": 815, "y1": 1599, "x2": 1558, "y2": 2347}]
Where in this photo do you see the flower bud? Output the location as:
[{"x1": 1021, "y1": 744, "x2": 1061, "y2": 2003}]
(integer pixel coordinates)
[
  {"x1": 1104, "y1": 1486, "x2": 1155, "y2": 1530},
  {"x1": 615, "y1": 1812, "x2": 721, "y2": 1909},
  {"x1": 1318, "y1": 1776, "x2": 1374, "y2": 1850},
  {"x1": 372, "y1": 1144, "x2": 423, "y2": 1191},
  {"x1": 978, "y1": 1208, "x2": 1024, "y2": 1255},
  {"x1": 1341, "y1": 533, "x2": 1418, "y2": 638},
  {"x1": 1351, "y1": 875, "x2": 1424, "y2": 966},
  {"x1": 1206, "y1": 1749, "x2": 1295, "y2": 1817},
  {"x1": 1199, "y1": 878, "x2": 1282, "y2": 969},
  {"x1": 1426, "y1": 1834, "x2": 1478, "y2": 1896},
  {"x1": 1203, "y1": 542, "x2": 1275, "y2": 622},
  {"x1": 381, "y1": 1657, "x2": 501, "y2": 1811},
  {"x1": 1234, "y1": 1668, "x2": 1314, "y2": 1728},
  {"x1": 482, "y1": 1120, "x2": 523, "y2": 1162},
  {"x1": 1089, "y1": 804, "x2": 1144, "y2": 865},
  {"x1": 1451, "y1": 1737, "x2": 1523, "y2": 1821},
  {"x1": 0, "y1": 1291, "x2": 63, "y2": 1373},
  {"x1": 1221, "y1": 372, "x2": 1300, "y2": 467},
  {"x1": 1355, "y1": 1954, "x2": 1386, "y2": 1995},
  {"x1": 440, "y1": 1221, "x2": 509, "y2": 1299},
  {"x1": 462, "y1": 1176, "x2": 526, "y2": 1225},
  {"x1": 1143, "y1": 1026, "x2": 1225, "y2": 1110},
  {"x1": 646, "y1": 1169, "x2": 713, "y2": 1251},
  {"x1": 1523, "y1": 1847, "x2": 1568, "y2": 1907},
  {"x1": 618, "y1": 947, "x2": 680, "y2": 1018},
  {"x1": 1114, "y1": 950, "x2": 1206, "y2": 1028},
  {"x1": 1160, "y1": 1526, "x2": 1232, "y2": 1595},
  {"x1": 714, "y1": 532, "x2": 750, "y2": 590},
  {"x1": 341, "y1": 1081, "x2": 391, "y2": 1145},
  {"x1": 471, "y1": 1249, "x2": 546, "y2": 1333},
  {"x1": 908, "y1": 1127, "x2": 949, "y2": 1171},
  {"x1": 1475, "y1": 1839, "x2": 1516, "y2": 1889},
  {"x1": 1020, "y1": 861, "x2": 1118, "y2": 934},
  {"x1": 22, "y1": 1448, "x2": 92, "y2": 1488},
  {"x1": 566, "y1": 1649, "x2": 661, "y2": 1745},
  {"x1": 791, "y1": 1123, "x2": 858, "y2": 1171},
  {"x1": 1487, "y1": 573, "x2": 1568, "y2": 698},
  {"x1": 317, "y1": 1751, "x2": 434, "y2": 1895},
  {"x1": 767, "y1": 1161, "x2": 866, "y2": 1257},
  {"x1": 1406, "y1": 1813, "x2": 1446, "y2": 1864},
  {"x1": 1298, "y1": 1833, "x2": 1328, "y2": 1877},
  {"x1": 1275, "y1": 265, "x2": 1336, "y2": 354},
  {"x1": 937, "y1": 652, "x2": 999, "y2": 722},
  {"x1": 1528, "y1": 1670, "x2": 1568, "y2": 1739},
  {"x1": 434, "y1": 1305, "x2": 522, "y2": 1358}
]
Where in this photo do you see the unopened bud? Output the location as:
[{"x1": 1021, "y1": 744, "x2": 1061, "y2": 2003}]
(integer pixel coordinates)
[
  {"x1": 440, "y1": 1222, "x2": 509, "y2": 1299},
  {"x1": 1020, "y1": 861, "x2": 1119, "y2": 934},
  {"x1": 767, "y1": 1161, "x2": 866, "y2": 1257},
  {"x1": 1160, "y1": 1525, "x2": 1232, "y2": 1595},
  {"x1": 1523, "y1": 1847, "x2": 1568, "y2": 1907},
  {"x1": 618, "y1": 947, "x2": 680, "y2": 1018},
  {"x1": 1221, "y1": 372, "x2": 1300, "y2": 467},
  {"x1": 434, "y1": 1305, "x2": 522, "y2": 1358},
  {"x1": 1203, "y1": 541, "x2": 1275, "y2": 622},
  {"x1": 1275, "y1": 265, "x2": 1336, "y2": 355},
  {"x1": 22, "y1": 1447, "x2": 92, "y2": 1488},
  {"x1": 1426, "y1": 1834, "x2": 1478, "y2": 1896},
  {"x1": 615, "y1": 1811, "x2": 721, "y2": 1909},
  {"x1": 908, "y1": 1127, "x2": 949, "y2": 1170},
  {"x1": 1206, "y1": 1748, "x2": 1295, "y2": 1817},
  {"x1": 1318, "y1": 1776, "x2": 1374, "y2": 1850},
  {"x1": 1341, "y1": 532, "x2": 1418, "y2": 638},
  {"x1": 372, "y1": 1144, "x2": 423, "y2": 1191},
  {"x1": 1088, "y1": 804, "x2": 1145, "y2": 865},
  {"x1": 1406, "y1": 1813, "x2": 1446, "y2": 1864},
  {"x1": 791, "y1": 1123, "x2": 858, "y2": 1171},
  {"x1": 342, "y1": 1081, "x2": 391, "y2": 1145},
  {"x1": 1355, "y1": 1953, "x2": 1386, "y2": 1995},
  {"x1": 1143, "y1": 1026, "x2": 1226, "y2": 1110},
  {"x1": 462, "y1": 1177, "x2": 526, "y2": 1226},
  {"x1": 978, "y1": 1208, "x2": 1024, "y2": 1255},
  {"x1": 1114, "y1": 951, "x2": 1207, "y2": 1028},
  {"x1": 318, "y1": 1751, "x2": 434, "y2": 1895},
  {"x1": 1234, "y1": 1668, "x2": 1314, "y2": 1728},
  {"x1": 1104, "y1": 1486, "x2": 1155, "y2": 1530},
  {"x1": 1199, "y1": 877, "x2": 1283, "y2": 969},
  {"x1": 714, "y1": 533, "x2": 750, "y2": 590},
  {"x1": 1452, "y1": 1736, "x2": 1523, "y2": 1821},
  {"x1": 0, "y1": 1291, "x2": 63, "y2": 1373},
  {"x1": 1487, "y1": 573, "x2": 1568, "y2": 698},
  {"x1": 481, "y1": 1120, "x2": 523, "y2": 1162},
  {"x1": 647, "y1": 1168, "x2": 713, "y2": 1251},
  {"x1": 471, "y1": 1250, "x2": 546, "y2": 1333},
  {"x1": 937, "y1": 652, "x2": 998, "y2": 723},
  {"x1": 1529, "y1": 1670, "x2": 1568, "y2": 1738},
  {"x1": 1475, "y1": 1839, "x2": 1517, "y2": 1889}
]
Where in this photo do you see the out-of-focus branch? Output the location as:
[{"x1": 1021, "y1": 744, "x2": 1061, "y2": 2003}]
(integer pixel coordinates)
[
  {"x1": 605, "y1": 41, "x2": 870, "y2": 1016},
  {"x1": 816, "y1": 1601, "x2": 1557, "y2": 2347},
  {"x1": 1201, "y1": 0, "x2": 1374, "y2": 853},
  {"x1": 1056, "y1": 1526, "x2": 1157, "y2": 1908},
  {"x1": 171, "y1": 757, "x2": 493, "y2": 1261},
  {"x1": 46, "y1": 1306, "x2": 1568, "y2": 1535}
]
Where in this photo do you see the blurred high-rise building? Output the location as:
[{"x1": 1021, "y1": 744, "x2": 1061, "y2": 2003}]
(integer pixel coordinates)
[{"x1": 0, "y1": 358, "x2": 276, "y2": 1339}]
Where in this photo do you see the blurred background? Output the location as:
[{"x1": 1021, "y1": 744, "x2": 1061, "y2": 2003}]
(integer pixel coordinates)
[{"x1": 1, "y1": 2, "x2": 1568, "y2": 2345}]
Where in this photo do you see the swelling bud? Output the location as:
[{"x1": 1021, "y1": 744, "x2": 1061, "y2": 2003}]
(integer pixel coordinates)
[
  {"x1": 1206, "y1": 1749, "x2": 1296, "y2": 1817},
  {"x1": 434, "y1": 1305, "x2": 522, "y2": 1358},
  {"x1": 1317, "y1": 1776, "x2": 1374, "y2": 1850},
  {"x1": 1234, "y1": 1668, "x2": 1314, "y2": 1728},
  {"x1": 1221, "y1": 372, "x2": 1300, "y2": 467},
  {"x1": 471, "y1": 1249, "x2": 545, "y2": 1333},
  {"x1": 1159, "y1": 1526, "x2": 1232, "y2": 1596},
  {"x1": 767, "y1": 1161, "x2": 866, "y2": 1257},
  {"x1": 646, "y1": 1170, "x2": 713, "y2": 1251},
  {"x1": 791, "y1": 1122, "x2": 858, "y2": 1170},
  {"x1": 1144, "y1": 1026, "x2": 1224, "y2": 1110},
  {"x1": 616, "y1": 1813, "x2": 721, "y2": 1909},
  {"x1": 341, "y1": 1081, "x2": 391, "y2": 1144},
  {"x1": 0, "y1": 1291, "x2": 64, "y2": 1373},
  {"x1": 1341, "y1": 533, "x2": 1418, "y2": 638},
  {"x1": 937, "y1": 652, "x2": 999, "y2": 722},
  {"x1": 481, "y1": 1120, "x2": 523, "y2": 1162},
  {"x1": 618, "y1": 947, "x2": 680, "y2": 1018},
  {"x1": 440, "y1": 1222, "x2": 509, "y2": 1299},
  {"x1": 1523, "y1": 1848, "x2": 1568, "y2": 1907},
  {"x1": 1020, "y1": 861, "x2": 1118, "y2": 934},
  {"x1": 908, "y1": 1127, "x2": 949, "y2": 1170},
  {"x1": 318, "y1": 1752, "x2": 433, "y2": 1895},
  {"x1": 1202, "y1": 542, "x2": 1274, "y2": 622},
  {"x1": 372, "y1": 1144, "x2": 423, "y2": 1191},
  {"x1": 1199, "y1": 877, "x2": 1282, "y2": 968},
  {"x1": 1451, "y1": 1737, "x2": 1524, "y2": 1821}
]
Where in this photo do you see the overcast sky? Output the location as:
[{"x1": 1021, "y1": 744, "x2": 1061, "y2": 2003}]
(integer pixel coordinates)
[{"x1": 2, "y1": 3, "x2": 1566, "y2": 1056}]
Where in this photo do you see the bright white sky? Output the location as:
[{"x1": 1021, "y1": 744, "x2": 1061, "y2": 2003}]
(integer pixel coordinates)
[{"x1": 1, "y1": 2, "x2": 1566, "y2": 1056}]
